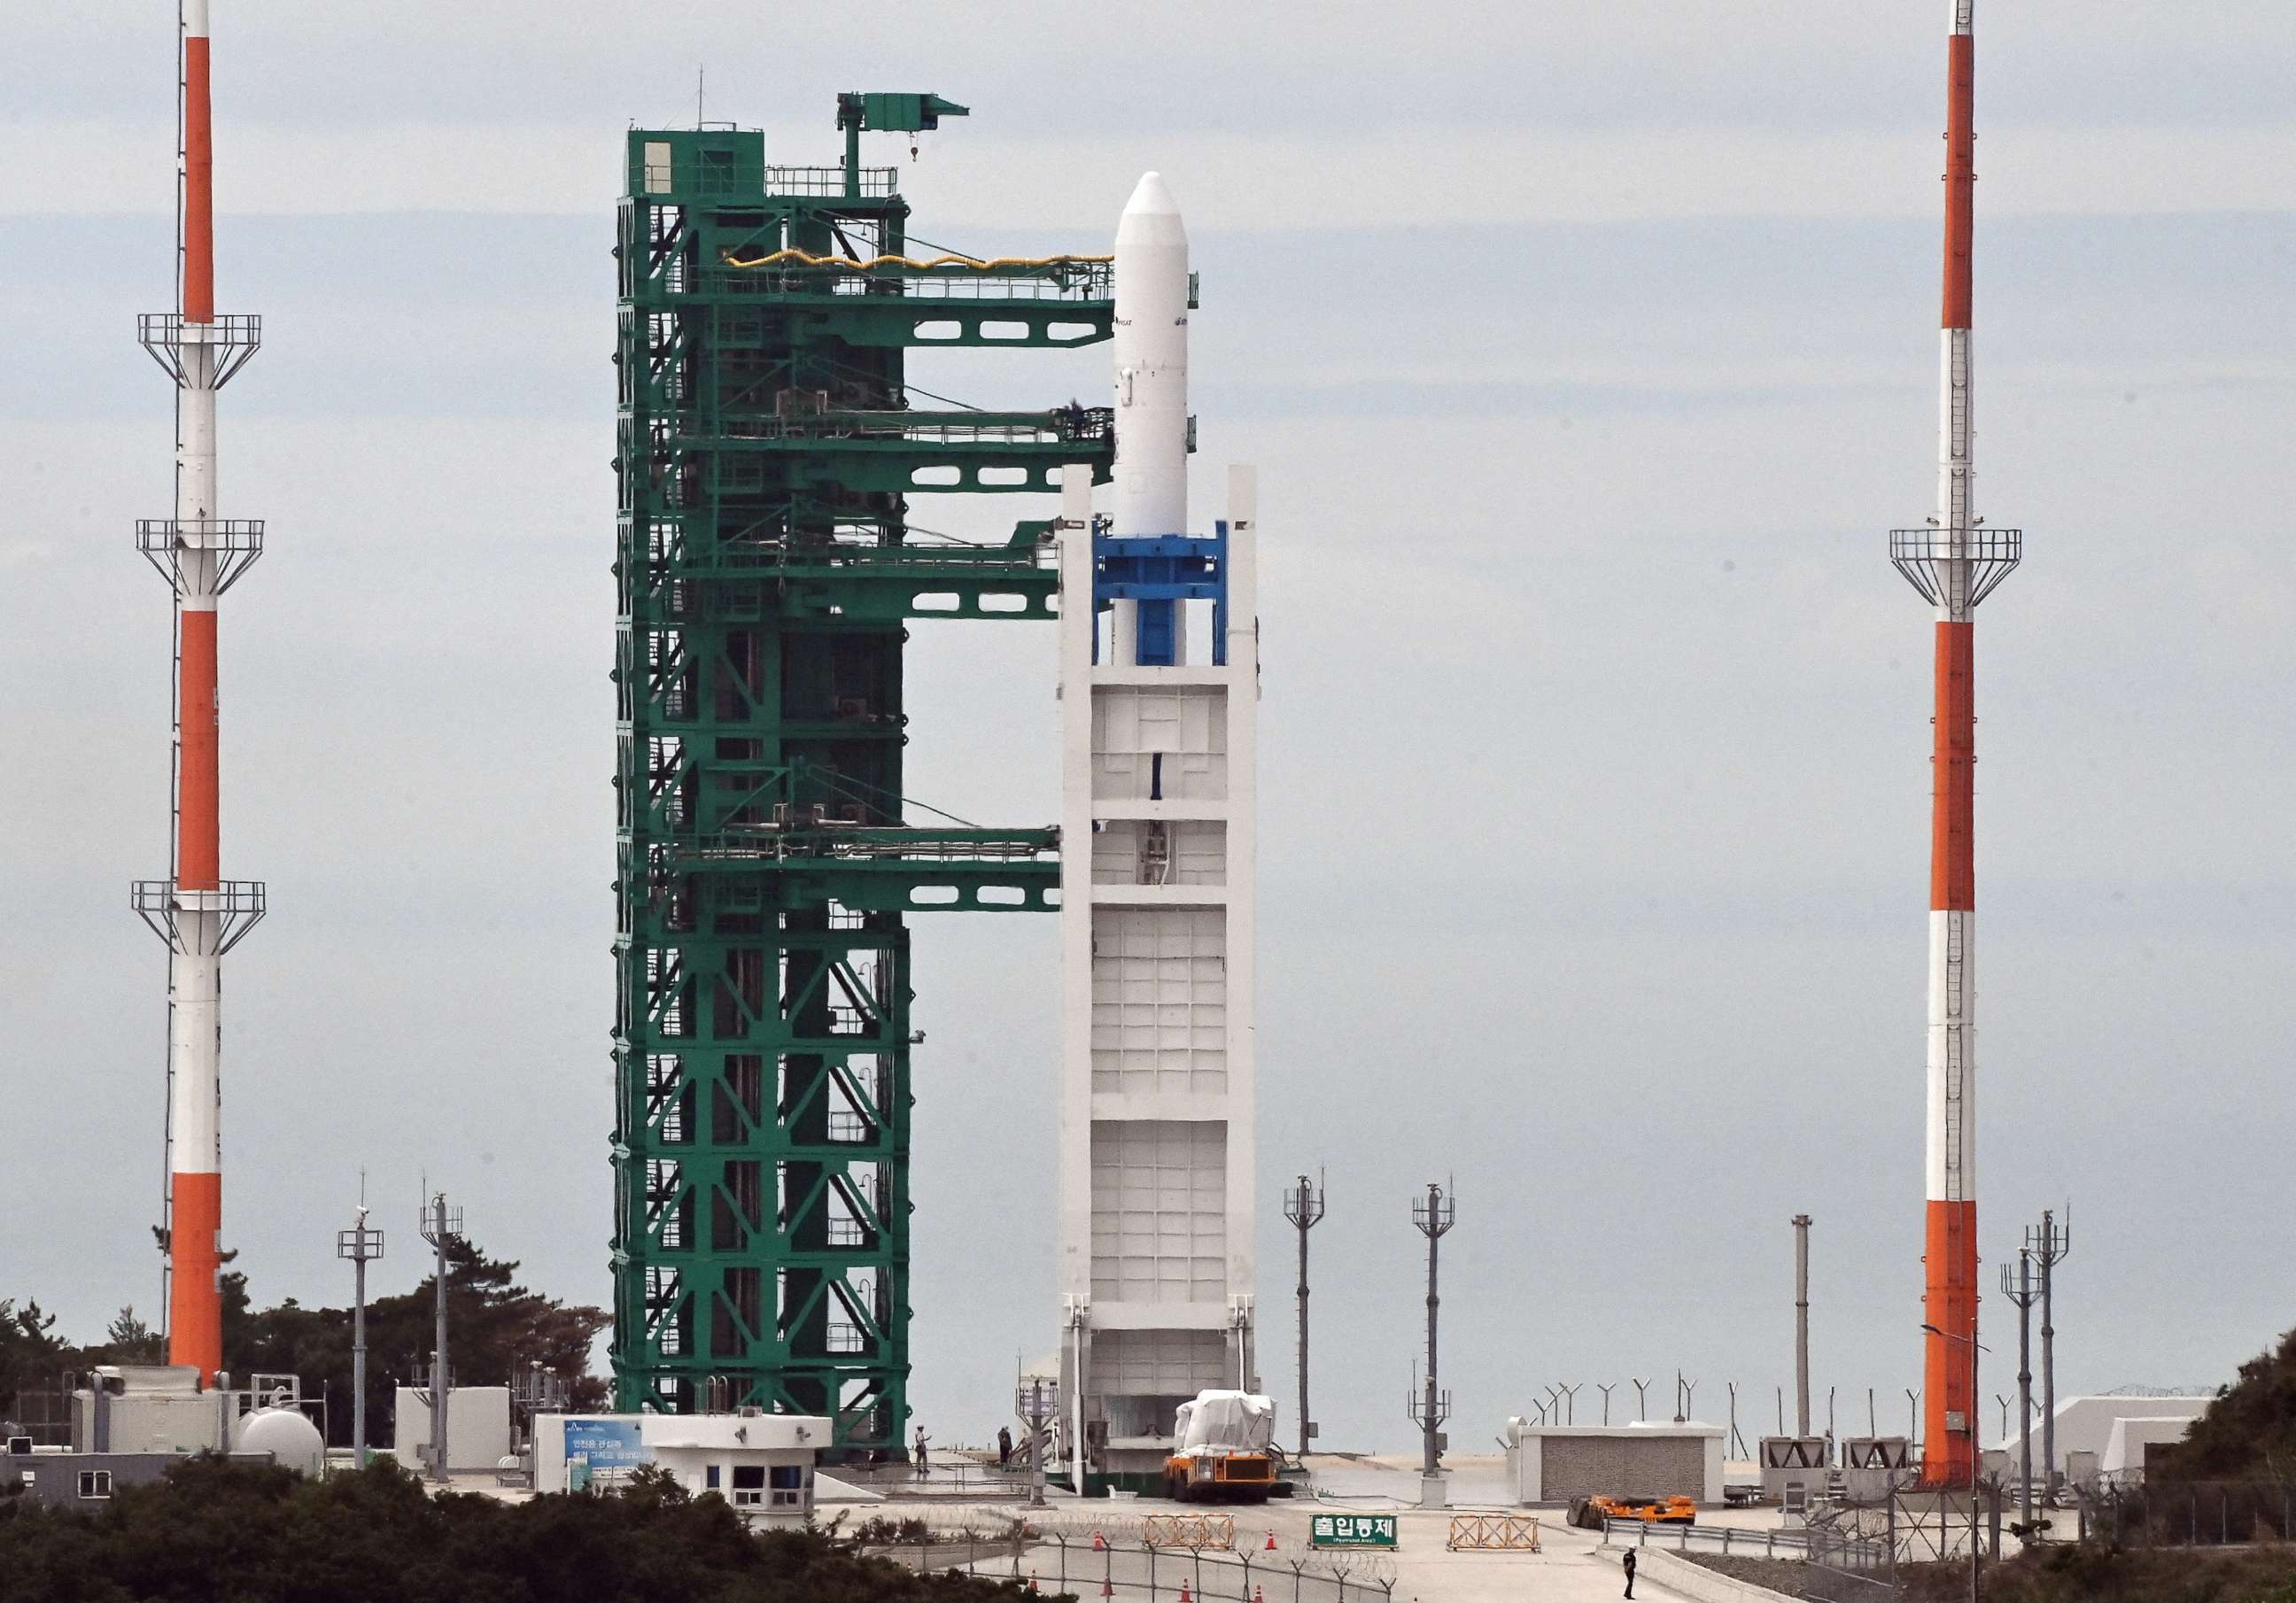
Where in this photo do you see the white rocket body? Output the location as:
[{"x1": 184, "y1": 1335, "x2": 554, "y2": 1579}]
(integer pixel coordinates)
[{"x1": 1108, "y1": 172, "x2": 1191, "y2": 664}]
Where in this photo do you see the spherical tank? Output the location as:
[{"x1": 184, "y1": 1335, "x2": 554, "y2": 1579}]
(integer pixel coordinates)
[{"x1": 235, "y1": 1406, "x2": 325, "y2": 1476}]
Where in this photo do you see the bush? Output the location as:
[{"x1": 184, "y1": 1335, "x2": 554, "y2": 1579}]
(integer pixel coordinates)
[{"x1": 0, "y1": 1456, "x2": 1066, "y2": 1603}]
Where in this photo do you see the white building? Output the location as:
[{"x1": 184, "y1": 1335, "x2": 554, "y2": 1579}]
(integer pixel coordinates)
[
  {"x1": 531, "y1": 1412, "x2": 827, "y2": 1526},
  {"x1": 1988, "y1": 1394, "x2": 2211, "y2": 1473}
]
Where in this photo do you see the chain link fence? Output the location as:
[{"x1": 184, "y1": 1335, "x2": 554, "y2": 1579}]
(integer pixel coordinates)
[
  {"x1": 841, "y1": 1508, "x2": 1397, "y2": 1601},
  {"x1": 2075, "y1": 1480, "x2": 2296, "y2": 1548}
]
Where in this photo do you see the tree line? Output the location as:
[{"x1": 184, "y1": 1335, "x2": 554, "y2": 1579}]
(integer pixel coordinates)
[
  {"x1": 0, "y1": 1456, "x2": 1059, "y2": 1603},
  {"x1": 1, "y1": 1235, "x2": 608, "y2": 1447}
]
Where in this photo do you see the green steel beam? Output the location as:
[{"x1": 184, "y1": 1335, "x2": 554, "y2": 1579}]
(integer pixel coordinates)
[{"x1": 610, "y1": 108, "x2": 1112, "y2": 1457}]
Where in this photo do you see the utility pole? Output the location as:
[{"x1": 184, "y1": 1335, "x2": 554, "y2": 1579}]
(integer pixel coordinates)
[
  {"x1": 1407, "y1": 1183, "x2": 1454, "y2": 1507},
  {"x1": 1793, "y1": 1214, "x2": 1813, "y2": 1437},
  {"x1": 1999, "y1": 1249, "x2": 2038, "y2": 1530},
  {"x1": 2027, "y1": 1207, "x2": 2069, "y2": 1497},
  {"x1": 336, "y1": 1204, "x2": 385, "y2": 1469},
  {"x1": 418, "y1": 1192, "x2": 462, "y2": 1485},
  {"x1": 1282, "y1": 1173, "x2": 1324, "y2": 1460}
]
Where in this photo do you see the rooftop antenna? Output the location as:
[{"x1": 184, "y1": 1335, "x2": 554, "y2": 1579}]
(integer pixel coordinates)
[
  {"x1": 696, "y1": 66, "x2": 704, "y2": 128},
  {"x1": 1281, "y1": 1172, "x2": 1325, "y2": 1460}
]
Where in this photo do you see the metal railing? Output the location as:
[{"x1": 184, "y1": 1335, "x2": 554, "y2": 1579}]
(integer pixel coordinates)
[
  {"x1": 846, "y1": 1514, "x2": 1397, "y2": 1603},
  {"x1": 1602, "y1": 1517, "x2": 1820, "y2": 1561},
  {"x1": 764, "y1": 165, "x2": 897, "y2": 197}
]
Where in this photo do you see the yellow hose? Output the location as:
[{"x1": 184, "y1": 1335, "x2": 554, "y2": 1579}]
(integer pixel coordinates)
[{"x1": 722, "y1": 246, "x2": 1111, "y2": 273}]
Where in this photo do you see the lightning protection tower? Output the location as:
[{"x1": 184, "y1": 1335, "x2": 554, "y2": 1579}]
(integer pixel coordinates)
[
  {"x1": 610, "y1": 94, "x2": 1119, "y2": 1457},
  {"x1": 133, "y1": 0, "x2": 268, "y2": 1384},
  {"x1": 1889, "y1": 0, "x2": 2022, "y2": 1488}
]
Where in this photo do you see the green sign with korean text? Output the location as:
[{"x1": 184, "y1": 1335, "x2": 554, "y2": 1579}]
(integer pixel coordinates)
[{"x1": 1309, "y1": 1514, "x2": 1398, "y2": 1549}]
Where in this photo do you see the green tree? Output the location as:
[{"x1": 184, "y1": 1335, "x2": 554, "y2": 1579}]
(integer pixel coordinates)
[
  {"x1": 0, "y1": 1300, "x2": 62, "y2": 1425},
  {"x1": 224, "y1": 1235, "x2": 609, "y2": 1445}
]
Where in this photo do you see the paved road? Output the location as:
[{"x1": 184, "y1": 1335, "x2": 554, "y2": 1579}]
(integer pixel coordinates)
[{"x1": 852, "y1": 1453, "x2": 1707, "y2": 1601}]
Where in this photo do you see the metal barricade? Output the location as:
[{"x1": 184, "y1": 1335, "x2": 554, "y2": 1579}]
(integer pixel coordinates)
[{"x1": 1447, "y1": 1513, "x2": 1542, "y2": 1551}]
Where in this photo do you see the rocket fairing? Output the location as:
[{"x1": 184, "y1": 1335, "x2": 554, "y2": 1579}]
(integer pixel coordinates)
[
  {"x1": 1111, "y1": 171, "x2": 1190, "y2": 539},
  {"x1": 1107, "y1": 172, "x2": 1191, "y2": 666}
]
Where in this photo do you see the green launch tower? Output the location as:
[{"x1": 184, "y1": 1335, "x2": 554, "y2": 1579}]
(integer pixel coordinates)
[{"x1": 610, "y1": 95, "x2": 1118, "y2": 1453}]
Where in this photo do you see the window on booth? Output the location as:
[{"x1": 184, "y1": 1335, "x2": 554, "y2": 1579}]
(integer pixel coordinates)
[
  {"x1": 705, "y1": 1464, "x2": 721, "y2": 1491},
  {"x1": 770, "y1": 1463, "x2": 807, "y2": 1506},
  {"x1": 732, "y1": 1464, "x2": 765, "y2": 1506}
]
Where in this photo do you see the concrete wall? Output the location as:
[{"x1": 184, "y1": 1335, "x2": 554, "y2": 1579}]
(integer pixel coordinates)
[
  {"x1": 5, "y1": 1451, "x2": 272, "y2": 1509},
  {"x1": 392, "y1": 1386, "x2": 511, "y2": 1473},
  {"x1": 1505, "y1": 1421, "x2": 1727, "y2": 1505}
]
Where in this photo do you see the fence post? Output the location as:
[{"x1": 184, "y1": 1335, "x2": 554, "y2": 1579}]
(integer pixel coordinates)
[{"x1": 1058, "y1": 1534, "x2": 1068, "y2": 1590}]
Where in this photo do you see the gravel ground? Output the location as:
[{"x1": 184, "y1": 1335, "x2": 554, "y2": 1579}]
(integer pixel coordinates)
[{"x1": 1680, "y1": 1551, "x2": 1827, "y2": 1598}]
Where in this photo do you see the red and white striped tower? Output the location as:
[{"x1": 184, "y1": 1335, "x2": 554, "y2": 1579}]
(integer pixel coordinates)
[
  {"x1": 1892, "y1": 0, "x2": 2020, "y2": 1487},
  {"x1": 134, "y1": 0, "x2": 265, "y2": 1384}
]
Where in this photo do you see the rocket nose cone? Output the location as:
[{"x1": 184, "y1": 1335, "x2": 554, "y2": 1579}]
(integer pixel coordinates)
[
  {"x1": 1117, "y1": 171, "x2": 1187, "y2": 251},
  {"x1": 1123, "y1": 170, "x2": 1180, "y2": 219}
]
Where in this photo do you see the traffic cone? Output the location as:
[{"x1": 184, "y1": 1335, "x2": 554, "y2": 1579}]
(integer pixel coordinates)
[
  {"x1": 1027, "y1": 1575, "x2": 1038, "y2": 1595},
  {"x1": 1254, "y1": 1589, "x2": 1265, "y2": 1603},
  {"x1": 1093, "y1": 1529, "x2": 1106, "y2": 1552},
  {"x1": 1101, "y1": 1579, "x2": 1114, "y2": 1599},
  {"x1": 1178, "y1": 1586, "x2": 1191, "y2": 1603},
  {"x1": 1265, "y1": 1529, "x2": 1277, "y2": 1551}
]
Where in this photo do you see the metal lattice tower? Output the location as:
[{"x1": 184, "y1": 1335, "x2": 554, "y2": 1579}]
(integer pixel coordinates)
[{"x1": 609, "y1": 96, "x2": 1116, "y2": 1455}]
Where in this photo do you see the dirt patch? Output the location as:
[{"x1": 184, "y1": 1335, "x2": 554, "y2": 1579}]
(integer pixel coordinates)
[{"x1": 1679, "y1": 1552, "x2": 1827, "y2": 1599}]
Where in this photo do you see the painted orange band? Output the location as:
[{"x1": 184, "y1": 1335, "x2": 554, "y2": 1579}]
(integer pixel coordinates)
[
  {"x1": 1942, "y1": 35, "x2": 1974, "y2": 329},
  {"x1": 183, "y1": 38, "x2": 214, "y2": 322},
  {"x1": 179, "y1": 608, "x2": 220, "y2": 890},
  {"x1": 1930, "y1": 621, "x2": 1974, "y2": 910},
  {"x1": 1922, "y1": 1197, "x2": 1979, "y2": 1483},
  {"x1": 168, "y1": 1171, "x2": 223, "y2": 1382}
]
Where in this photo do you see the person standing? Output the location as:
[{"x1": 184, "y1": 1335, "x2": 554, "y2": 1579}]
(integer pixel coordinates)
[
  {"x1": 1622, "y1": 1546, "x2": 1637, "y2": 1599},
  {"x1": 997, "y1": 1425, "x2": 1014, "y2": 1467},
  {"x1": 913, "y1": 1426, "x2": 932, "y2": 1479}
]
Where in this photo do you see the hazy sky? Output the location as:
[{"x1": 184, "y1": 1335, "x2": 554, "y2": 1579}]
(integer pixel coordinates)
[{"x1": 4, "y1": 3, "x2": 2292, "y2": 1452}]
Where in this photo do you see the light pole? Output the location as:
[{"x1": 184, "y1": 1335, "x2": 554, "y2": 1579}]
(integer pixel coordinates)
[
  {"x1": 1923, "y1": 1320, "x2": 1986, "y2": 1603},
  {"x1": 1282, "y1": 1174, "x2": 1324, "y2": 1460},
  {"x1": 1999, "y1": 1248, "x2": 2040, "y2": 1532},
  {"x1": 336, "y1": 1207, "x2": 385, "y2": 1468},
  {"x1": 1406, "y1": 1183, "x2": 1454, "y2": 1506},
  {"x1": 418, "y1": 1192, "x2": 462, "y2": 1485},
  {"x1": 1015, "y1": 1374, "x2": 1058, "y2": 1508},
  {"x1": 2027, "y1": 1207, "x2": 2070, "y2": 1498}
]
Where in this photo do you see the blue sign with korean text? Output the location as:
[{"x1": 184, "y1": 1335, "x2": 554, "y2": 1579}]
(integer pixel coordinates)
[{"x1": 563, "y1": 1418, "x2": 650, "y2": 1479}]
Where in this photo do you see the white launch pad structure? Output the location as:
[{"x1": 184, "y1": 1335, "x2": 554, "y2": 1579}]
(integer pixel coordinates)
[{"x1": 1056, "y1": 173, "x2": 1260, "y2": 1491}]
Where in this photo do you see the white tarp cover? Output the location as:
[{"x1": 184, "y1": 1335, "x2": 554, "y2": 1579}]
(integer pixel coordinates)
[{"x1": 1175, "y1": 1390, "x2": 1275, "y2": 1453}]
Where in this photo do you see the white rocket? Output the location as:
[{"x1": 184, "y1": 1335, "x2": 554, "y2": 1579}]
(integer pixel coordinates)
[
  {"x1": 1107, "y1": 171, "x2": 1191, "y2": 664},
  {"x1": 1056, "y1": 172, "x2": 1259, "y2": 1494}
]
